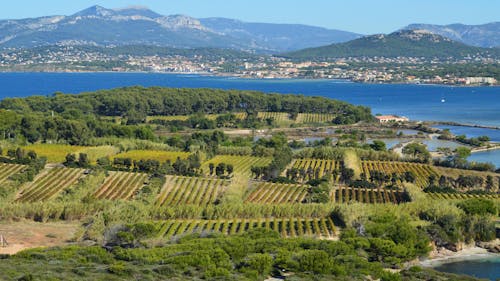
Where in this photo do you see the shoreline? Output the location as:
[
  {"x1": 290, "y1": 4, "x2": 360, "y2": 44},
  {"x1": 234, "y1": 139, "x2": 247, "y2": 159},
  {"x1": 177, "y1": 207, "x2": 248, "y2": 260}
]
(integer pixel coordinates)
[
  {"x1": 0, "y1": 71, "x2": 498, "y2": 87},
  {"x1": 419, "y1": 246, "x2": 499, "y2": 268}
]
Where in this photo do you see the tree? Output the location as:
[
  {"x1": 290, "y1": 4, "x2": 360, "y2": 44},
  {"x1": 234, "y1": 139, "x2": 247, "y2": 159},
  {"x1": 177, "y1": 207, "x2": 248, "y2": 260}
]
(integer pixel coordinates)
[
  {"x1": 65, "y1": 153, "x2": 77, "y2": 166},
  {"x1": 78, "y1": 153, "x2": 90, "y2": 168},
  {"x1": 208, "y1": 163, "x2": 215, "y2": 175},
  {"x1": 370, "y1": 140, "x2": 387, "y2": 151},
  {"x1": 226, "y1": 164, "x2": 234, "y2": 175},
  {"x1": 402, "y1": 143, "x2": 430, "y2": 163}
]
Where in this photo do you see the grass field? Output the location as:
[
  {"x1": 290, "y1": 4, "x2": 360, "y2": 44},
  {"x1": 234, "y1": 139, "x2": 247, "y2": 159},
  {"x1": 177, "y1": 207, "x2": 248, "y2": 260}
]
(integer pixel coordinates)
[
  {"x1": 94, "y1": 171, "x2": 149, "y2": 200},
  {"x1": 0, "y1": 163, "x2": 25, "y2": 184},
  {"x1": 202, "y1": 155, "x2": 272, "y2": 177},
  {"x1": 112, "y1": 150, "x2": 190, "y2": 162},
  {"x1": 156, "y1": 176, "x2": 229, "y2": 206},
  {"x1": 155, "y1": 217, "x2": 336, "y2": 239},
  {"x1": 16, "y1": 167, "x2": 85, "y2": 202}
]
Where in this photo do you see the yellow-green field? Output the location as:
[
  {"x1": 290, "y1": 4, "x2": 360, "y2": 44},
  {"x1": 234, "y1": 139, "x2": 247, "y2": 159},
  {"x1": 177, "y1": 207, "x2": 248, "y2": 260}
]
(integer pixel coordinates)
[
  {"x1": 202, "y1": 155, "x2": 272, "y2": 177},
  {"x1": 112, "y1": 150, "x2": 190, "y2": 162},
  {"x1": 296, "y1": 113, "x2": 336, "y2": 123},
  {"x1": 23, "y1": 144, "x2": 119, "y2": 163}
]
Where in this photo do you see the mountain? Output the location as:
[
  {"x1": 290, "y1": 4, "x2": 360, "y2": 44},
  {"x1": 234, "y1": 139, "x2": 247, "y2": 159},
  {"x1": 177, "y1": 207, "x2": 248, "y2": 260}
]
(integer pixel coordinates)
[
  {"x1": 284, "y1": 30, "x2": 500, "y2": 60},
  {"x1": 199, "y1": 18, "x2": 361, "y2": 52},
  {"x1": 403, "y1": 22, "x2": 500, "y2": 48},
  {"x1": 0, "y1": 5, "x2": 359, "y2": 52}
]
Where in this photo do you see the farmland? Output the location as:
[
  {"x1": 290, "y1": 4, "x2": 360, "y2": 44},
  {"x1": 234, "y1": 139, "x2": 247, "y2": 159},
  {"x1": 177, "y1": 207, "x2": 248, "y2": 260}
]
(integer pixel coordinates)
[
  {"x1": 112, "y1": 150, "x2": 190, "y2": 162},
  {"x1": 156, "y1": 176, "x2": 229, "y2": 206},
  {"x1": 332, "y1": 186, "x2": 407, "y2": 204},
  {"x1": 16, "y1": 167, "x2": 85, "y2": 203},
  {"x1": 22, "y1": 144, "x2": 118, "y2": 163},
  {"x1": 296, "y1": 113, "x2": 336, "y2": 123},
  {"x1": 426, "y1": 192, "x2": 500, "y2": 200},
  {"x1": 256, "y1": 112, "x2": 292, "y2": 122},
  {"x1": 245, "y1": 182, "x2": 309, "y2": 204},
  {"x1": 361, "y1": 160, "x2": 438, "y2": 188},
  {"x1": 0, "y1": 163, "x2": 25, "y2": 184},
  {"x1": 202, "y1": 155, "x2": 272, "y2": 176},
  {"x1": 93, "y1": 171, "x2": 149, "y2": 200},
  {"x1": 154, "y1": 217, "x2": 336, "y2": 239},
  {"x1": 289, "y1": 158, "x2": 341, "y2": 182}
]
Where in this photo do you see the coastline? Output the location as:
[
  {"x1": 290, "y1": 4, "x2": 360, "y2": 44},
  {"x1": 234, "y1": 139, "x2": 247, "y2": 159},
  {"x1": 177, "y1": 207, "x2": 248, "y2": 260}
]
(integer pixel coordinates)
[{"x1": 419, "y1": 246, "x2": 499, "y2": 268}]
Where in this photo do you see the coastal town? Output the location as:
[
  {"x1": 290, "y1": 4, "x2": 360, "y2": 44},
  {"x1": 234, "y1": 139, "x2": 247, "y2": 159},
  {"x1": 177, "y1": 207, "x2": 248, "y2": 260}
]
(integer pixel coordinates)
[{"x1": 0, "y1": 45, "x2": 497, "y2": 85}]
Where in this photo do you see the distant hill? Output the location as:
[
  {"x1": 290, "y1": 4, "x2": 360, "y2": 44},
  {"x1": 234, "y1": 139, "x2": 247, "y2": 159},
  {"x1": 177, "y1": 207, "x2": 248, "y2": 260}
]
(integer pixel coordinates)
[
  {"x1": 403, "y1": 22, "x2": 500, "y2": 48},
  {"x1": 283, "y1": 30, "x2": 500, "y2": 60},
  {"x1": 199, "y1": 18, "x2": 361, "y2": 52},
  {"x1": 0, "y1": 5, "x2": 359, "y2": 52}
]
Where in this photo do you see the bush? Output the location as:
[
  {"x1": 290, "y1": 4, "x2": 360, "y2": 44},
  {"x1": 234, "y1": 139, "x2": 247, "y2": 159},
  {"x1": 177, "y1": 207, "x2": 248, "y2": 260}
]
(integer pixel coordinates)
[{"x1": 457, "y1": 198, "x2": 497, "y2": 216}]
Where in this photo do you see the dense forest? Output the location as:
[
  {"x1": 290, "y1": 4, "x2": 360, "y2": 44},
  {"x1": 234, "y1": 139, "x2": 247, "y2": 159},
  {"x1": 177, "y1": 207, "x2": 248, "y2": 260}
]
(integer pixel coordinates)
[{"x1": 0, "y1": 87, "x2": 372, "y2": 144}]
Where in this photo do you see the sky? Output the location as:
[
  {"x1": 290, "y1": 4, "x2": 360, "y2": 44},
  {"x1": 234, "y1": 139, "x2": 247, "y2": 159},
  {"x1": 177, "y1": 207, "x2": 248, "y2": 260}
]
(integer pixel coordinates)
[{"x1": 1, "y1": 0, "x2": 499, "y2": 34}]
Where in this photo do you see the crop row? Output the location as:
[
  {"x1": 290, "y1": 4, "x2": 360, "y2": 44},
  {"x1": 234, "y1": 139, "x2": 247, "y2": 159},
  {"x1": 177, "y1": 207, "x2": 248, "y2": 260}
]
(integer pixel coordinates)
[
  {"x1": 256, "y1": 112, "x2": 292, "y2": 122},
  {"x1": 202, "y1": 155, "x2": 272, "y2": 177},
  {"x1": 155, "y1": 217, "x2": 336, "y2": 239},
  {"x1": 245, "y1": 182, "x2": 308, "y2": 204},
  {"x1": 156, "y1": 176, "x2": 229, "y2": 206},
  {"x1": 332, "y1": 186, "x2": 407, "y2": 204},
  {"x1": 94, "y1": 171, "x2": 149, "y2": 200},
  {"x1": 290, "y1": 159, "x2": 341, "y2": 181},
  {"x1": 0, "y1": 163, "x2": 25, "y2": 184},
  {"x1": 17, "y1": 167, "x2": 85, "y2": 202},
  {"x1": 296, "y1": 113, "x2": 336, "y2": 123},
  {"x1": 361, "y1": 161, "x2": 438, "y2": 188},
  {"x1": 426, "y1": 192, "x2": 500, "y2": 200}
]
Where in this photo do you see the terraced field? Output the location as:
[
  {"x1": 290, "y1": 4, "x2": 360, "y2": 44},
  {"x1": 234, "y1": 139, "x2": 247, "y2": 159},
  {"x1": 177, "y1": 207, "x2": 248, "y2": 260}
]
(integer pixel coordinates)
[
  {"x1": 245, "y1": 182, "x2": 309, "y2": 204},
  {"x1": 296, "y1": 113, "x2": 336, "y2": 123},
  {"x1": 16, "y1": 167, "x2": 85, "y2": 202},
  {"x1": 202, "y1": 155, "x2": 272, "y2": 177},
  {"x1": 361, "y1": 161, "x2": 438, "y2": 188},
  {"x1": 156, "y1": 176, "x2": 229, "y2": 206},
  {"x1": 94, "y1": 171, "x2": 149, "y2": 200},
  {"x1": 332, "y1": 186, "x2": 407, "y2": 204},
  {"x1": 0, "y1": 163, "x2": 25, "y2": 184},
  {"x1": 155, "y1": 217, "x2": 336, "y2": 239}
]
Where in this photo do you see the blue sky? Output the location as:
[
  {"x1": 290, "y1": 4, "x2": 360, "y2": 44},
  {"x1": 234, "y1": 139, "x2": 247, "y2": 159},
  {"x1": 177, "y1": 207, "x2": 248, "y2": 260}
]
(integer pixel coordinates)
[{"x1": 2, "y1": 0, "x2": 499, "y2": 34}]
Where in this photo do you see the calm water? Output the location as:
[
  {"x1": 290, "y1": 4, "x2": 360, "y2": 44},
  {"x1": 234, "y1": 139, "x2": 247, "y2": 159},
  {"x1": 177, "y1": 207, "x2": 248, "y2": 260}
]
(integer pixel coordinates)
[
  {"x1": 0, "y1": 72, "x2": 499, "y2": 126},
  {"x1": 433, "y1": 256, "x2": 500, "y2": 280},
  {"x1": 433, "y1": 125, "x2": 500, "y2": 142}
]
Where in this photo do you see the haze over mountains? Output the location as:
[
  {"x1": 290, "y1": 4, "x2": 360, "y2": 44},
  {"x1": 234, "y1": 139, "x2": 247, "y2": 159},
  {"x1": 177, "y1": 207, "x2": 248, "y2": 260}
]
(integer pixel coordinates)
[{"x1": 0, "y1": 5, "x2": 498, "y2": 55}]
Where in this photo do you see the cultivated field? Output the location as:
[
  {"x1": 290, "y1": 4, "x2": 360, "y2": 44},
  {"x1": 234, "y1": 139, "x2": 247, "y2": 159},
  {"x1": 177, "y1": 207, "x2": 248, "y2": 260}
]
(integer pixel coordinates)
[
  {"x1": 0, "y1": 163, "x2": 25, "y2": 184},
  {"x1": 245, "y1": 182, "x2": 309, "y2": 204},
  {"x1": 361, "y1": 161, "x2": 438, "y2": 188},
  {"x1": 426, "y1": 192, "x2": 500, "y2": 200},
  {"x1": 332, "y1": 186, "x2": 407, "y2": 204},
  {"x1": 155, "y1": 217, "x2": 336, "y2": 239},
  {"x1": 202, "y1": 155, "x2": 272, "y2": 177},
  {"x1": 112, "y1": 150, "x2": 190, "y2": 162},
  {"x1": 94, "y1": 171, "x2": 149, "y2": 200},
  {"x1": 156, "y1": 176, "x2": 229, "y2": 206},
  {"x1": 16, "y1": 167, "x2": 85, "y2": 202},
  {"x1": 296, "y1": 113, "x2": 336, "y2": 123},
  {"x1": 22, "y1": 144, "x2": 118, "y2": 163},
  {"x1": 289, "y1": 158, "x2": 341, "y2": 182}
]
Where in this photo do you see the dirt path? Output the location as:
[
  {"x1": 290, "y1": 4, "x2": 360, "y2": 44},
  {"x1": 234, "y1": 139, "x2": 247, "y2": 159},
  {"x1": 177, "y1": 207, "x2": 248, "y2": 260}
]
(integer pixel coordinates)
[{"x1": 0, "y1": 221, "x2": 80, "y2": 255}]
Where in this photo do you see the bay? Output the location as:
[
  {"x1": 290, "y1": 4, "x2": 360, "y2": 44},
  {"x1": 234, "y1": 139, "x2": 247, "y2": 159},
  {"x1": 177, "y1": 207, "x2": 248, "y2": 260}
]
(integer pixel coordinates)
[
  {"x1": 433, "y1": 256, "x2": 500, "y2": 281},
  {"x1": 0, "y1": 72, "x2": 499, "y2": 127}
]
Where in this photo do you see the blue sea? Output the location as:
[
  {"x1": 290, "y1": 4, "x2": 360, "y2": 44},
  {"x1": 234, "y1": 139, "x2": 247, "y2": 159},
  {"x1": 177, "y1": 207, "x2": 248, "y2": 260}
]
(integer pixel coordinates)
[
  {"x1": 0, "y1": 72, "x2": 499, "y2": 166},
  {"x1": 433, "y1": 256, "x2": 500, "y2": 281}
]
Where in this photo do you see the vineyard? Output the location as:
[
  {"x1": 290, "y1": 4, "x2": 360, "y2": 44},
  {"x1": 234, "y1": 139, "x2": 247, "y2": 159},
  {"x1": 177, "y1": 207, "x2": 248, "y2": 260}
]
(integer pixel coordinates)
[
  {"x1": 332, "y1": 186, "x2": 407, "y2": 204},
  {"x1": 257, "y1": 112, "x2": 292, "y2": 122},
  {"x1": 112, "y1": 150, "x2": 190, "y2": 162},
  {"x1": 94, "y1": 171, "x2": 149, "y2": 200},
  {"x1": 154, "y1": 217, "x2": 336, "y2": 239},
  {"x1": 289, "y1": 159, "x2": 341, "y2": 182},
  {"x1": 426, "y1": 192, "x2": 500, "y2": 200},
  {"x1": 202, "y1": 155, "x2": 272, "y2": 177},
  {"x1": 156, "y1": 176, "x2": 229, "y2": 206},
  {"x1": 245, "y1": 182, "x2": 309, "y2": 204},
  {"x1": 361, "y1": 161, "x2": 438, "y2": 188},
  {"x1": 0, "y1": 163, "x2": 25, "y2": 184},
  {"x1": 22, "y1": 144, "x2": 118, "y2": 163},
  {"x1": 16, "y1": 167, "x2": 85, "y2": 203},
  {"x1": 296, "y1": 113, "x2": 336, "y2": 123}
]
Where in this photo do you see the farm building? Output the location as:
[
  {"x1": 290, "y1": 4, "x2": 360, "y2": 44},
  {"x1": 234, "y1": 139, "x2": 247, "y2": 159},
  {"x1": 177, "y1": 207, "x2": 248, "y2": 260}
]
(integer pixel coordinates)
[{"x1": 375, "y1": 115, "x2": 409, "y2": 123}]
